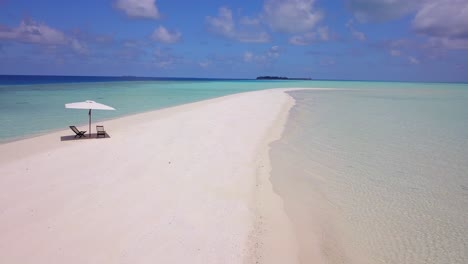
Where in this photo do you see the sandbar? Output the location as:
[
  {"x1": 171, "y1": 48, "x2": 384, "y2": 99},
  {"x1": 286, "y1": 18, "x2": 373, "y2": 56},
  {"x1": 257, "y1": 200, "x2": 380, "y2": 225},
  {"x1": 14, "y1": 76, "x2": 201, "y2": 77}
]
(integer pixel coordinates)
[{"x1": 0, "y1": 88, "x2": 306, "y2": 264}]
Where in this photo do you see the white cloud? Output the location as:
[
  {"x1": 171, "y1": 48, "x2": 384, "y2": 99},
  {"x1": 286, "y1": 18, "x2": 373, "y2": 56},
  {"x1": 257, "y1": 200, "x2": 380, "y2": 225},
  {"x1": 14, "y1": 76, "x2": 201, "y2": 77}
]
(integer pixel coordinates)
[
  {"x1": 317, "y1": 27, "x2": 329, "y2": 41},
  {"x1": 114, "y1": 0, "x2": 160, "y2": 19},
  {"x1": 268, "y1": 45, "x2": 280, "y2": 58},
  {"x1": 426, "y1": 37, "x2": 468, "y2": 50},
  {"x1": 244, "y1": 46, "x2": 282, "y2": 63},
  {"x1": 0, "y1": 19, "x2": 88, "y2": 54},
  {"x1": 289, "y1": 36, "x2": 308, "y2": 46},
  {"x1": 153, "y1": 47, "x2": 177, "y2": 68},
  {"x1": 0, "y1": 20, "x2": 66, "y2": 45},
  {"x1": 236, "y1": 32, "x2": 270, "y2": 43},
  {"x1": 346, "y1": 20, "x2": 366, "y2": 41},
  {"x1": 155, "y1": 60, "x2": 173, "y2": 68},
  {"x1": 320, "y1": 57, "x2": 336, "y2": 66},
  {"x1": 123, "y1": 40, "x2": 142, "y2": 48},
  {"x1": 289, "y1": 26, "x2": 329, "y2": 45},
  {"x1": 154, "y1": 47, "x2": 164, "y2": 57},
  {"x1": 117, "y1": 41, "x2": 145, "y2": 60},
  {"x1": 262, "y1": 0, "x2": 322, "y2": 33},
  {"x1": 381, "y1": 39, "x2": 412, "y2": 56},
  {"x1": 151, "y1": 26, "x2": 181, "y2": 44},
  {"x1": 352, "y1": 30, "x2": 366, "y2": 41},
  {"x1": 206, "y1": 7, "x2": 270, "y2": 43},
  {"x1": 345, "y1": 0, "x2": 424, "y2": 22},
  {"x1": 244, "y1": 51, "x2": 254, "y2": 62},
  {"x1": 206, "y1": 7, "x2": 235, "y2": 37},
  {"x1": 70, "y1": 39, "x2": 89, "y2": 55},
  {"x1": 390, "y1": 49, "x2": 401, "y2": 56},
  {"x1": 239, "y1": 17, "x2": 260, "y2": 26},
  {"x1": 412, "y1": 0, "x2": 468, "y2": 49},
  {"x1": 408, "y1": 56, "x2": 420, "y2": 64},
  {"x1": 199, "y1": 61, "x2": 211, "y2": 68},
  {"x1": 346, "y1": 0, "x2": 468, "y2": 49}
]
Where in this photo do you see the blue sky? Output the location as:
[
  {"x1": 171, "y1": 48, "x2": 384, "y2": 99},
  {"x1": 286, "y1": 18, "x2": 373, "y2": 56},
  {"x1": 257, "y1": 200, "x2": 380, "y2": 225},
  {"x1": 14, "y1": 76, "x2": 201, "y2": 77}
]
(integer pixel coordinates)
[{"x1": 0, "y1": 0, "x2": 467, "y2": 82}]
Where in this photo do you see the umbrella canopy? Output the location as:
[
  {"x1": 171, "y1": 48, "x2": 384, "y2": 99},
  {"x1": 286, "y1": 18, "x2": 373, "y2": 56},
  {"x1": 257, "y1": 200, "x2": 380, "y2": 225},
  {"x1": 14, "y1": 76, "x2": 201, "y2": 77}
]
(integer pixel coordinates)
[{"x1": 65, "y1": 100, "x2": 115, "y2": 137}]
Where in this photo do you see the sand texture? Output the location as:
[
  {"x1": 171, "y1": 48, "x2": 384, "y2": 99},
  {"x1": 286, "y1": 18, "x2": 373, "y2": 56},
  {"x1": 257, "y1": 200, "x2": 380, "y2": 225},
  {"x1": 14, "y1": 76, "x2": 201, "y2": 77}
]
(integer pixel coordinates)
[{"x1": 0, "y1": 89, "x2": 300, "y2": 264}]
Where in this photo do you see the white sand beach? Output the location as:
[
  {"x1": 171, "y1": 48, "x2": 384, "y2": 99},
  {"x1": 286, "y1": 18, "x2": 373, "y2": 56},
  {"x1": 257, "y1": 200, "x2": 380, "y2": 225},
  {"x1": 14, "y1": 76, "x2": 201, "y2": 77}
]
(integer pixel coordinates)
[{"x1": 0, "y1": 89, "x2": 302, "y2": 264}]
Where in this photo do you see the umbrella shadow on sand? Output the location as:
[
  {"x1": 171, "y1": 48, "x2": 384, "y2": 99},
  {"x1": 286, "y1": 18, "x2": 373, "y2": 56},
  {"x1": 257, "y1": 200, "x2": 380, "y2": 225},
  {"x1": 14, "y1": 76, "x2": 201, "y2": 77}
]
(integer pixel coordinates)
[
  {"x1": 65, "y1": 100, "x2": 116, "y2": 135},
  {"x1": 60, "y1": 133, "x2": 111, "y2": 141},
  {"x1": 63, "y1": 100, "x2": 116, "y2": 142}
]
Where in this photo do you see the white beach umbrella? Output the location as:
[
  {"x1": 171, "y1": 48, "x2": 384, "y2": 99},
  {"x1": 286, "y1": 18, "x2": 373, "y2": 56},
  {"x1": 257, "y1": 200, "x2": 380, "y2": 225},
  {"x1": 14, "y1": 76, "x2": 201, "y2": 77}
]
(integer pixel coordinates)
[{"x1": 65, "y1": 100, "x2": 115, "y2": 137}]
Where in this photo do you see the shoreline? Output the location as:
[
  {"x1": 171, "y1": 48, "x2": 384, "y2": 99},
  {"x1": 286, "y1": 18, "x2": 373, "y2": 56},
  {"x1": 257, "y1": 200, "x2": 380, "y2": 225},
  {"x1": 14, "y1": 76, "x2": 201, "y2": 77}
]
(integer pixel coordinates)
[
  {"x1": 248, "y1": 90, "x2": 299, "y2": 263},
  {"x1": 269, "y1": 88, "x2": 468, "y2": 264},
  {"x1": 0, "y1": 88, "x2": 311, "y2": 263},
  {"x1": 270, "y1": 90, "x2": 349, "y2": 264},
  {"x1": 0, "y1": 94, "x2": 244, "y2": 145}
]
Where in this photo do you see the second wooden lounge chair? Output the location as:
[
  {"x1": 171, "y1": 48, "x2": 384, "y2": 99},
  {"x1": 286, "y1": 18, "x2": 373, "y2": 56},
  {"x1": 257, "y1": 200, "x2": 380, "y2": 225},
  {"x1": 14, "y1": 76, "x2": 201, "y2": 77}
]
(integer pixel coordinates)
[
  {"x1": 69, "y1": 126, "x2": 86, "y2": 138},
  {"x1": 96, "y1": 125, "x2": 107, "y2": 138}
]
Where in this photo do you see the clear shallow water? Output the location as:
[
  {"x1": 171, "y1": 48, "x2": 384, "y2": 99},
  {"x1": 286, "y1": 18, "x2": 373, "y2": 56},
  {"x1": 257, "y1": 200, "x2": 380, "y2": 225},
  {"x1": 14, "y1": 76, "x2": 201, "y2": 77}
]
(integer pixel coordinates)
[
  {"x1": 0, "y1": 79, "x2": 288, "y2": 142},
  {"x1": 271, "y1": 87, "x2": 468, "y2": 263},
  {"x1": 2, "y1": 76, "x2": 468, "y2": 263},
  {"x1": 2, "y1": 76, "x2": 453, "y2": 143}
]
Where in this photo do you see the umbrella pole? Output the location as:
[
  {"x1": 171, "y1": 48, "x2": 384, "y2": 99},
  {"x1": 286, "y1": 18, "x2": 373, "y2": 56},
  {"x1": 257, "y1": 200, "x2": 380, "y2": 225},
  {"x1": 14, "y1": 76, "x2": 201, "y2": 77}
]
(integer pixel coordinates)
[{"x1": 89, "y1": 109, "x2": 92, "y2": 138}]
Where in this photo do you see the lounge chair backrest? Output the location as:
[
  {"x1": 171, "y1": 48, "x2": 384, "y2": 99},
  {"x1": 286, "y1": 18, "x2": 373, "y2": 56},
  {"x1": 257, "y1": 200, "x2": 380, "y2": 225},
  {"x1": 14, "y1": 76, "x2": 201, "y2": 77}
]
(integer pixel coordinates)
[
  {"x1": 96, "y1": 126, "x2": 104, "y2": 132},
  {"x1": 69, "y1": 126, "x2": 86, "y2": 138},
  {"x1": 70, "y1": 126, "x2": 80, "y2": 133}
]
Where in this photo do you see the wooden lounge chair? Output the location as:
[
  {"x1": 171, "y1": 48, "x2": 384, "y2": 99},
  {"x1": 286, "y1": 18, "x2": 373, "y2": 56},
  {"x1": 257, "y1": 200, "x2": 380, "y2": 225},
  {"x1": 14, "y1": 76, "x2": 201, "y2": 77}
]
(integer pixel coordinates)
[
  {"x1": 96, "y1": 125, "x2": 106, "y2": 138},
  {"x1": 69, "y1": 126, "x2": 86, "y2": 138}
]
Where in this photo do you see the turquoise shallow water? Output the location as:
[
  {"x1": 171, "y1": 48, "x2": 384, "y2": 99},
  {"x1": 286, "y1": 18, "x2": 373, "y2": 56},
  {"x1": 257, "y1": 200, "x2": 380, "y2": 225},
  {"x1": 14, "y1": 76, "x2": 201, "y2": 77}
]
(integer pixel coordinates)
[
  {"x1": 270, "y1": 86, "x2": 468, "y2": 263},
  {"x1": 0, "y1": 79, "x2": 281, "y2": 142},
  {"x1": 1, "y1": 77, "x2": 468, "y2": 263},
  {"x1": 1, "y1": 78, "x2": 446, "y2": 143}
]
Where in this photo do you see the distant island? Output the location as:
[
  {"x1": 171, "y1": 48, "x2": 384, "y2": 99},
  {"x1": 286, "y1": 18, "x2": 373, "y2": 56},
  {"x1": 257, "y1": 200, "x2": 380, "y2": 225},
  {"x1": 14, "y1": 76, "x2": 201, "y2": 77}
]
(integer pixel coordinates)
[{"x1": 256, "y1": 76, "x2": 311, "y2": 80}]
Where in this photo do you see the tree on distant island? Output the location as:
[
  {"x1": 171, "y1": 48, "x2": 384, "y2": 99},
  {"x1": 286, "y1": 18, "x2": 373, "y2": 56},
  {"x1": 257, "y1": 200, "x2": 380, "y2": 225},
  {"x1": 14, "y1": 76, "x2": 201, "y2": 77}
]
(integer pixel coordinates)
[
  {"x1": 256, "y1": 76, "x2": 288, "y2": 80},
  {"x1": 256, "y1": 76, "x2": 311, "y2": 80}
]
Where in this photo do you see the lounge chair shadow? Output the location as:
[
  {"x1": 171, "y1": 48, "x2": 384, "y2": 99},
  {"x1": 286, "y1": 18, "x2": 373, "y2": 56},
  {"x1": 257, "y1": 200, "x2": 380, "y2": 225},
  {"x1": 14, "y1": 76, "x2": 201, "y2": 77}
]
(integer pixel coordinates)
[{"x1": 61, "y1": 133, "x2": 111, "y2": 141}]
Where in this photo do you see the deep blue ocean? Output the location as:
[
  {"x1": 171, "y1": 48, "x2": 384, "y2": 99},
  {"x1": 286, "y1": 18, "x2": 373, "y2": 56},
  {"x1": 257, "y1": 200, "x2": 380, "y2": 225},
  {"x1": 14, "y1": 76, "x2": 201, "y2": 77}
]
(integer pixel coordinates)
[{"x1": 0, "y1": 75, "x2": 246, "y2": 85}]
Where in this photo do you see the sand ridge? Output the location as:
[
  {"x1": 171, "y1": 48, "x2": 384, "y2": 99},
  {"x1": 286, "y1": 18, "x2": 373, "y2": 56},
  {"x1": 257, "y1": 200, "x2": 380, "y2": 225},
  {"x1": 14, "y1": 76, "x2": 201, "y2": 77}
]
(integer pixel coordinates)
[{"x1": 0, "y1": 88, "x2": 310, "y2": 264}]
